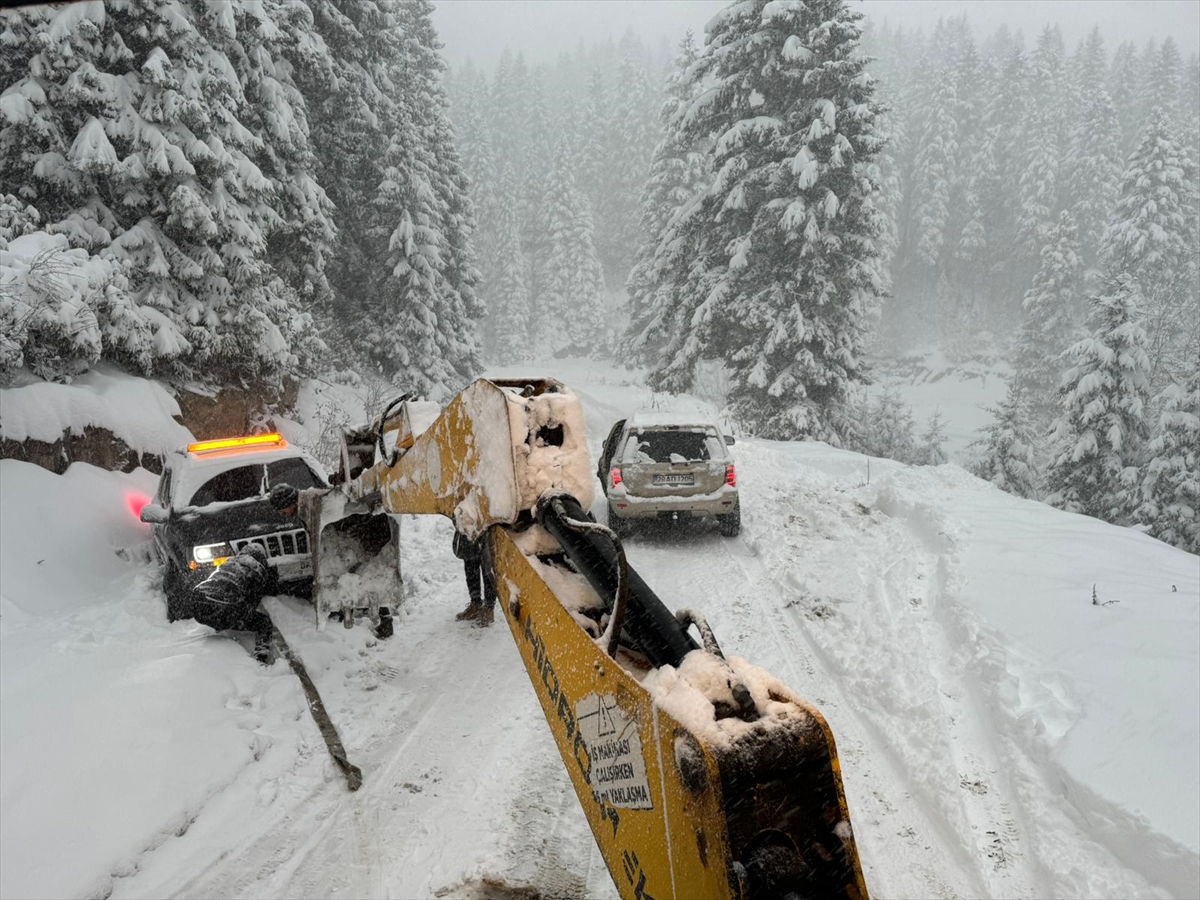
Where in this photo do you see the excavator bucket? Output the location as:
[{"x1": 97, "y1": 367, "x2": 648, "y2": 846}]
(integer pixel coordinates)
[
  {"x1": 298, "y1": 379, "x2": 593, "y2": 635},
  {"x1": 292, "y1": 395, "x2": 424, "y2": 635},
  {"x1": 297, "y1": 486, "x2": 401, "y2": 635}
]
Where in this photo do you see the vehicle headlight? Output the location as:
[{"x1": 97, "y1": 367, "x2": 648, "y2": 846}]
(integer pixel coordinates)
[{"x1": 193, "y1": 542, "x2": 232, "y2": 563}]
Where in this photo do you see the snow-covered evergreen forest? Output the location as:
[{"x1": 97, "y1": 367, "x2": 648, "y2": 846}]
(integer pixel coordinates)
[
  {"x1": 447, "y1": 10, "x2": 1199, "y2": 552},
  {"x1": 2, "y1": 0, "x2": 1198, "y2": 552}
]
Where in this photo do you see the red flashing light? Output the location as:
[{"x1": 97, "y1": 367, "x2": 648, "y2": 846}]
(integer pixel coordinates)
[
  {"x1": 126, "y1": 492, "x2": 151, "y2": 519},
  {"x1": 611, "y1": 467, "x2": 622, "y2": 487},
  {"x1": 725, "y1": 465, "x2": 737, "y2": 487}
]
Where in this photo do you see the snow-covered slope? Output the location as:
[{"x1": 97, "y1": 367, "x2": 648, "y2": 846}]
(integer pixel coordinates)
[
  {"x1": 1, "y1": 360, "x2": 1196, "y2": 900},
  {"x1": 0, "y1": 365, "x2": 192, "y2": 455}
]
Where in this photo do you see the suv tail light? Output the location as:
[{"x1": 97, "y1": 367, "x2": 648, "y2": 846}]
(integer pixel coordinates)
[
  {"x1": 611, "y1": 467, "x2": 623, "y2": 486},
  {"x1": 725, "y1": 465, "x2": 736, "y2": 487}
]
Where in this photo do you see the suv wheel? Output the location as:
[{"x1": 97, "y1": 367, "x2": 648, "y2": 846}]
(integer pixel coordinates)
[
  {"x1": 718, "y1": 507, "x2": 741, "y2": 537},
  {"x1": 163, "y1": 560, "x2": 190, "y2": 621},
  {"x1": 376, "y1": 606, "x2": 394, "y2": 639},
  {"x1": 608, "y1": 504, "x2": 632, "y2": 539}
]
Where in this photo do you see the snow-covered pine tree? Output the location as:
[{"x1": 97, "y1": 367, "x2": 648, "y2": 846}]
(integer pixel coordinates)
[
  {"x1": 231, "y1": 0, "x2": 337, "y2": 307},
  {"x1": 1143, "y1": 37, "x2": 1183, "y2": 128},
  {"x1": 971, "y1": 385, "x2": 1041, "y2": 499},
  {"x1": 1012, "y1": 210, "x2": 1082, "y2": 420},
  {"x1": 862, "y1": 388, "x2": 917, "y2": 464},
  {"x1": 1108, "y1": 41, "x2": 1143, "y2": 154},
  {"x1": 625, "y1": 30, "x2": 707, "y2": 365},
  {"x1": 535, "y1": 137, "x2": 606, "y2": 355},
  {"x1": 1183, "y1": 54, "x2": 1200, "y2": 155},
  {"x1": 1101, "y1": 106, "x2": 1200, "y2": 394},
  {"x1": 487, "y1": 162, "x2": 530, "y2": 361},
  {"x1": 598, "y1": 50, "x2": 657, "y2": 285},
  {"x1": 647, "y1": 0, "x2": 886, "y2": 441},
  {"x1": 976, "y1": 36, "x2": 1030, "y2": 313},
  {"x1": 1016, "y1": 26, "x2": 1067, "y2": 261},
  {"x1": 361, "y1": 0, "x2": 482, "y2": 396},
  {"x1": 576, "y1": 67, "x2": 611, "y2": 210},
  {"x1": 910, "y1": 62, "x2": 957, "y2": 274},
  {"x1": 1045, "y1": 274, "x2": 1151, "y2": 523},
  {"x1": 1138, "y1": 360, "x2": 1200, "y2": 553},
  {"x1": 520, "y1": 82, "x2": 555, "y2": 307},
  {"x1": 917, "y1": 410, "x2": 949, "y2": 465},
  {"x1": 299, "y1": 0, "x2": 395, "y2": 345},
  {"x1": 0, "y1": 0, "x2": 332, "y2": 382},
  {"x1": 1065, "y1": 82, "x2": 1121, "y2": 285},
  {"x1": 453, "y1": 64, "x2": 498, "y2": 290}
]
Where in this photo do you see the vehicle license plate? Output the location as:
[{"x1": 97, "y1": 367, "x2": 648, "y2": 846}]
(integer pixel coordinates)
[
  {"x1": 277, "y1": 557, "x2": 313, "y2": 579},
  {"x1": 653, "y1": 474, "x2": 695, "y2": 486}
]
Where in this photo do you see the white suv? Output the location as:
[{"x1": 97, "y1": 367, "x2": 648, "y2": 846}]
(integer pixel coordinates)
[{"x1": 597, "y1": 413, "x2": 740, "y2": 537}]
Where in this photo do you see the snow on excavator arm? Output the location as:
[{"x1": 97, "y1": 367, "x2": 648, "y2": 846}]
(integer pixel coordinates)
[{"x1": 311, "y1": 378, "x2": 870, "y2": 900}]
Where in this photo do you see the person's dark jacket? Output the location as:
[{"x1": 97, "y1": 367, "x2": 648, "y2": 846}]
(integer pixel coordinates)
[
  {"x1": 187, "y1": 544, "x2": 271, "y2": 623},
  {"x1": 452, "y1": 530, "x2": 482, "y2": 562}
]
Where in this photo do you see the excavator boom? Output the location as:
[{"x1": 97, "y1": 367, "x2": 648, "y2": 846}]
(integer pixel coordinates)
[{"x1": 307, "y1": 378, "x2": 869, "y2": 899}]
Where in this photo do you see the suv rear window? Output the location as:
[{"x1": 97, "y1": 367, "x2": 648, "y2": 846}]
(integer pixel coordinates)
[{"x1": 626, "y1": 430, "x2": 712, "y2": 463}]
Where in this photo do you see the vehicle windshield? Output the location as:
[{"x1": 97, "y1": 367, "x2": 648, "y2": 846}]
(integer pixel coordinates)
[
  {"x1": 187, "y1": 458, "x2": 322, "y2": 508},
  {"x1": 626, "y1": 430, "x2": 712, "y2": 464}
]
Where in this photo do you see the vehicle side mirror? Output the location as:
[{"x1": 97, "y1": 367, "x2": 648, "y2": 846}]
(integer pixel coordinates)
[
  {"x1": 139, "y1": 503, "x2": 169, "y2": 524},
  {"x1": 724, "y1": 435, "x2": 736, "y2": 446}
]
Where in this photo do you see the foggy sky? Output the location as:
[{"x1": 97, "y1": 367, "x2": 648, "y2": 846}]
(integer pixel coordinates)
[{"x1": 431, "y1": 0, "x2": 1200, "y2": 68}]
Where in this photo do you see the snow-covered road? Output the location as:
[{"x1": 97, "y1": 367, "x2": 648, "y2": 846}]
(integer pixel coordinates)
[{"x1": 2, "y1": 361, "x2": 1197, "y2": 899}]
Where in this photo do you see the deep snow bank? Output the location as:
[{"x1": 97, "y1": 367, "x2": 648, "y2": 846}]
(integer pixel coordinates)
[
  {"x1": 736, "y1": 438, "x2": 1200, "y2": 896},
  {"x1": 0, "y1": 365, "x2": 192, "y2": 456},
  {"x1": 0, "y1": 460, "x2": 309, "y2": 900}
]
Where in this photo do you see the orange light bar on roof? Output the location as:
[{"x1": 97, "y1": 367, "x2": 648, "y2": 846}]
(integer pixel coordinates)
[{"x1": 187, "y1": 433, "x2": 285, "y2": 454}]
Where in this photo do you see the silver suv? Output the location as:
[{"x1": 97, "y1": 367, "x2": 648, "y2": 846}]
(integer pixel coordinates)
[{"x1": 597, "y1": 413, "x2": 740, "y2": 537}]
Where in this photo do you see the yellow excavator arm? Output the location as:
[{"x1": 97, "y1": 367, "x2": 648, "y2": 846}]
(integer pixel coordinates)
[{"x1": 307, "y1": 378, "x2": 869, "y2": 900}]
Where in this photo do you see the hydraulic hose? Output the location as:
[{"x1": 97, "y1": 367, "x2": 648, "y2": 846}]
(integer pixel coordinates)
[{"x1": 535, "y1": 493, "x2": 697, "y2": 668}]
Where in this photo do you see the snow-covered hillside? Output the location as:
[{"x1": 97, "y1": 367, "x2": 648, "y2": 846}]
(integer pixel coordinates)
[{"x1": 1, "y1": 361, "x2": 1197, "y2": 900}]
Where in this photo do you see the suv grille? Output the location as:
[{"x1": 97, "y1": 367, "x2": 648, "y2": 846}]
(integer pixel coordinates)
[{"x1": 231, "y1": 528, "x2": 309, "y2": 559}]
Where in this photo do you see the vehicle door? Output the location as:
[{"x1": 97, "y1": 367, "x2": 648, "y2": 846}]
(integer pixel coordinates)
[
  {"x1": 150, "y1": 466, "x2": 178, "y2": 564},
  {"x1": 597, "y1": 419, "x2": 626, "y2": 485},
  {"x1": 619, "y1": 427, "x2": 727, "y2": 497}
]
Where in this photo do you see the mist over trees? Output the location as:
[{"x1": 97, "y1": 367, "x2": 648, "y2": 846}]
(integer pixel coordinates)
[
  {"x1": 863, "y1": 17, "x2": 1197, "y2": 547},
  {"x1": 446, "y1": 31, "x2": 665, "y2": 360}
]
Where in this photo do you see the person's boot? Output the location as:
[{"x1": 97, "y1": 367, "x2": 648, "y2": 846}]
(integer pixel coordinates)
[
  {"x1": 254, "y1": 633, "x2": 274, "y2": 666},
  {"x1": 474, "y1": 606, "x2": 495, "y2": 627},
  {"x1": 455, "y1": 602, "x2": 482, "y2": 621}
]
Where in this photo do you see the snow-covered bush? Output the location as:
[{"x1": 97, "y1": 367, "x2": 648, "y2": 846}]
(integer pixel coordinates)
[{"x1": 0, "y1": 230, "x2": 152, "y2": 383}]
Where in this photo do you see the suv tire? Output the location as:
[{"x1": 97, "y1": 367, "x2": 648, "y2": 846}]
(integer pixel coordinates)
[
  {"x1": 718, "y1": 507, "x2": 741, "y2": 537},
  {"x1": 163, "y1": 560, "x2": 190, "y2": 622},
  {"x1": 608, "y1": 504, "x2": 632, "y2": 539}
]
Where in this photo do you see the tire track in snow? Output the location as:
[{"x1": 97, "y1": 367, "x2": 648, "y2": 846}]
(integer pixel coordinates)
[
  {"x1": 713, "y1": 522, "x2": 980, "y2": 900},
  {"x1": 879, "y1": 546, "x2": 1042, "y2": 900},
  {"x1": 617, "y1": 504, "x2": 975, "y2": 899}
]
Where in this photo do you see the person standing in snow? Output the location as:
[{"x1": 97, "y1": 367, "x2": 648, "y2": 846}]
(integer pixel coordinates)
[
  {"x1": 184, "y1": 544, "x2": 276, "y2": 664},
  {"x1": 452, "y1": 528, "x2": 497, "y2": 626}
]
